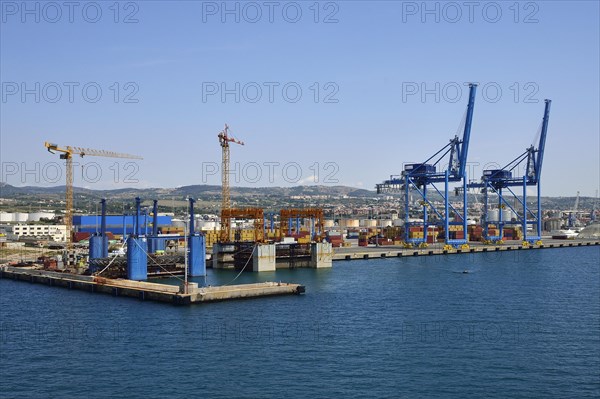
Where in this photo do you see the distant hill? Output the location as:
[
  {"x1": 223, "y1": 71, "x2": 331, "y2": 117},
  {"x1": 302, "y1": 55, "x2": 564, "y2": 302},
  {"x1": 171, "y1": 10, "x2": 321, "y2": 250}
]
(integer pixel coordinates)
[
  {"x1": 1, "y1": 183, "x2": 595, "y2": 210},
  {"x1": 0, "y1": 183, "x2": 376, "y2": 199}
]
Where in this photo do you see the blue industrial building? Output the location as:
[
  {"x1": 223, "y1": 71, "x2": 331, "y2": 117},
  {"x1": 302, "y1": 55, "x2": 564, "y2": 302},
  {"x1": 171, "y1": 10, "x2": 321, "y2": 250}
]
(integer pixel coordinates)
[{"x1": 73, "y1": 215, "x2": 172, "y2": 235}]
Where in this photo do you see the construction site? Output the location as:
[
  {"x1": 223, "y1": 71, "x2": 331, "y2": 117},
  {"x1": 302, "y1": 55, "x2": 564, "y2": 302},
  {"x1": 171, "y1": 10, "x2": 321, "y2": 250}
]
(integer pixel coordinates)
[{"x1": 1, "y1": 87, "x2": 599, "y2": 304}]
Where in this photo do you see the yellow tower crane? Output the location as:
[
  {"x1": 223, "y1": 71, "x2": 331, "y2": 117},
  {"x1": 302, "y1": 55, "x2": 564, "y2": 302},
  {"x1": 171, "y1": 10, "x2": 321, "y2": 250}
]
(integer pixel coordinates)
[
  {"x1": 218, "y1": 124, "x2": 244, "y2": 242},
  {"x1": 44, "y1": 142, "x2": 143, "y2": 251}
]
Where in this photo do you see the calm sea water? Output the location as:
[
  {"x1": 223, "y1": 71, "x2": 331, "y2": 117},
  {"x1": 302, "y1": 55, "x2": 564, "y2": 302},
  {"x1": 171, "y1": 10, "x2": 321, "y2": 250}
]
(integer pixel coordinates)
[{"x1": 1, "y1": 247, "x2": 599, "y2": 398}]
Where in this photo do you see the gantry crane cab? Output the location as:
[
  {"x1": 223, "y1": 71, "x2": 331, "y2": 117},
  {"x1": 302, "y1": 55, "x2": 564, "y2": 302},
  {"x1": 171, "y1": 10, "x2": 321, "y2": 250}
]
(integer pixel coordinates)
[
  {"x1": 482, "y1": 169, "x2": 513, "y2": 182},
  {"x1": 404, "y1": 163, "x2": 436, "y2": 176},
  {"x1": 376, "y1": 175, "x2": 403, "y2": 192}
]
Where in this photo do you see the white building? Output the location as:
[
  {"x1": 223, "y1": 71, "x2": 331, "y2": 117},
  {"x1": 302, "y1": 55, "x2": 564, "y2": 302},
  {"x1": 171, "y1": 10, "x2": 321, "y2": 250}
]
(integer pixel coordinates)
[{"x1": 10, "y1": 224, "x2": 67, "y2": 242}]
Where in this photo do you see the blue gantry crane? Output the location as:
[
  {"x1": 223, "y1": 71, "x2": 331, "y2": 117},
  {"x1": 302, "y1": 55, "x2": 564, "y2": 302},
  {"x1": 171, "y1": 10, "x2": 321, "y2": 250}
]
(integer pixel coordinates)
[
  {"x1": 377, "y1": 83, "x2": 477, "y2": 248},
  {"x1": 467, "y1": 99, "x2": 551, "y2": 245}
]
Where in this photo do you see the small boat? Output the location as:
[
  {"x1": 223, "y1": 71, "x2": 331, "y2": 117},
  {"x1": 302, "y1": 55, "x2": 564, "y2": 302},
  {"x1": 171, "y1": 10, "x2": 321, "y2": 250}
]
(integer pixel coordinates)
[{"x1": 550, "y1": 229, "x2": 579, "y2": 239}]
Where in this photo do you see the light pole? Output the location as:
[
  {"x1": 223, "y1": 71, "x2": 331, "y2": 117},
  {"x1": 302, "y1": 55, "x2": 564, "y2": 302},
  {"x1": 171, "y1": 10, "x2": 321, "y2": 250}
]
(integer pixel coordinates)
[
  {"x1": 376, "y1": 207, "x2": 379, "y2": 247},
  {"x1": 182, "y1": 199, "x2": 189, "y2": 295}
]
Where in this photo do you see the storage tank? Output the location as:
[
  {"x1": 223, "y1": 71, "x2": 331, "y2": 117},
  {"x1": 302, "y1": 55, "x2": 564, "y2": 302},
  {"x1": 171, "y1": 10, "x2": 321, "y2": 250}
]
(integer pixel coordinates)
[
  {"x1": 14, "y1": 213, "x2": 28, "y2": 222},
  {"x1": 487, "y1": 209, "x2": 515, "y2": 222},
  {"x1": 28, "y1": 212, "x2": 55, "y2": 222},
  {"x1": 360, "y1": 219, "x2": 377, "y2": 228},
  {"x1": 543, "y1": 219, "x2": 561, "y2": 232},
  {"x1": 339, "y1": 219, "x2": 359, "y2": 228},
  {"x1": 393, "y1": 219, "x2": 405, "y2": 227},
  {"x1": 197, "y1": 220, "x2": 217, "y2": 231},
  {"x1": 0, "y1": 212, "x2": 14, "y2": 222},
  {"x1": 323, "y1": 220, "x2": 335, "y2": 228},
  {"x1": 378, "y1": 219, "x2": 393, "y2": 228},
  {"x1": 488, "y1": 209, "x2": 500, "y2": 222}
]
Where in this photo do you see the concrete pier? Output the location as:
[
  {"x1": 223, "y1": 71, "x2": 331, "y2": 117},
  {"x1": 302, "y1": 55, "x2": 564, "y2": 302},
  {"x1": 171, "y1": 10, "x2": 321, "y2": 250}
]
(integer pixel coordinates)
[
  {"x1": 191, "y1": 282, "x2": 304, "y2": 302},
  {"x1": 253, "y1": 244, "x2": 276, "y2": 272},
  {"x1": 0, "y1": 266, "x2": 305, "y2": 305},
  {"x1": 206, "y1": 239, "x2": 599, "y2": 268},
  {"x1": 331, "y1": 239, "x2": 600, "y2": 261},
  {"x1": 310, "y1": 242, "x2": 333, "y2": 268}
]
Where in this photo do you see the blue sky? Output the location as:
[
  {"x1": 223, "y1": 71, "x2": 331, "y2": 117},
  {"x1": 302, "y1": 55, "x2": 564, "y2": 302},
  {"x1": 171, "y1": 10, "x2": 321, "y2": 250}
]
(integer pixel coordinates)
[{"x1": 1, "y1": 0, "x2": 598, "y2": 196}]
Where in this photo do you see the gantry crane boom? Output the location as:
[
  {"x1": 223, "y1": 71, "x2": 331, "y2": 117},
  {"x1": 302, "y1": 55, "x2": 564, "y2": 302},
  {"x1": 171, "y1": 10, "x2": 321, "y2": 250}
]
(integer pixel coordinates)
[
  {"x1": 218, "y1": 124, "x2": 244, "y2": 242},
  {"x1": 44, "y1": 141, "x2": 143, "y2": 250}
]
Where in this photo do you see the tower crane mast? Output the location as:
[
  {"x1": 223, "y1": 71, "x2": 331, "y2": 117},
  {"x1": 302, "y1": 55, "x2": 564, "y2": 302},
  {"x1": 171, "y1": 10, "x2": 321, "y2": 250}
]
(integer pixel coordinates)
[{"x1": 218, "y1": 124, "x2": 244, "y2": 242}]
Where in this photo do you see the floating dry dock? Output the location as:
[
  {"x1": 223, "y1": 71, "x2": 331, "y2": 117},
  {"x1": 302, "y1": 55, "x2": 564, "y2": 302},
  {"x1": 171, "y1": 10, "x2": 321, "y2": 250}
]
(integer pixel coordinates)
[{"x1": 0, "y1": 266, "x2": 305, "y2": 305}]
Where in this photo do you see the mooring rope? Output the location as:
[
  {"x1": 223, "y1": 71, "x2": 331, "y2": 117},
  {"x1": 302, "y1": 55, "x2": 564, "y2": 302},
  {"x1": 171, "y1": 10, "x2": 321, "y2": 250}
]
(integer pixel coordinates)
[
  {"x1": 94, "y1": 240, "x2": 127, "y2": 276},
  {"x1": 222, "y1": 243, "x2": 257, "y2": 286},
  {"x1": 132, "y1": 237, "x2": 186, "y2": 282}
]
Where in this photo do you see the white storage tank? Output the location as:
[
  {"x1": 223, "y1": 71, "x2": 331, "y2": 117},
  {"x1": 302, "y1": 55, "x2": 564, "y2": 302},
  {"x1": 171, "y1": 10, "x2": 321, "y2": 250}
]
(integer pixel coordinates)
[
  {"x1": 379, "y1": 219, "x2": 393, "y2": 228},
  {"x1": 28, "y1": 212, "x2": 55, "y2": 222},
  {"x1": 197, "y1": 220, "x2": 217, "y2": 230},
  {"x1": 488, "y1": 209, "x2": 515, "y2": 222},
  {"x1": 504, "y1": 209, "x2": 515, "y2": 221},
  {"x1": 488, "y1": 209, "x2": 499, "y2": 222},
  {"x1": 0, "y1": 212, "x2": 14, "y2": 222},
  {"x1": 14, "y1": 213, "x2": 28, "y2": 222}
]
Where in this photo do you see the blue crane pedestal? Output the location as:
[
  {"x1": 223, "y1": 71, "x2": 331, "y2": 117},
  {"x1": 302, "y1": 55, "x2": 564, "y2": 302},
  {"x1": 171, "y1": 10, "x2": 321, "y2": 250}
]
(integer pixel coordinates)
[
  {"x1": 89, "y1": 235, "x2": 108, "y2": 259},
  {"x1": 188, "y1": 235, "x2": 206, "y2": 277},
  {"x1": 88, "y1": 235, "x2": 109, "y2": 273},
  {"x1": 127, "y1": 236, "x2": 148, "y2": 280},
  {"x1": 88, "y1": 198, "x2": 109, "y2": 273}
]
